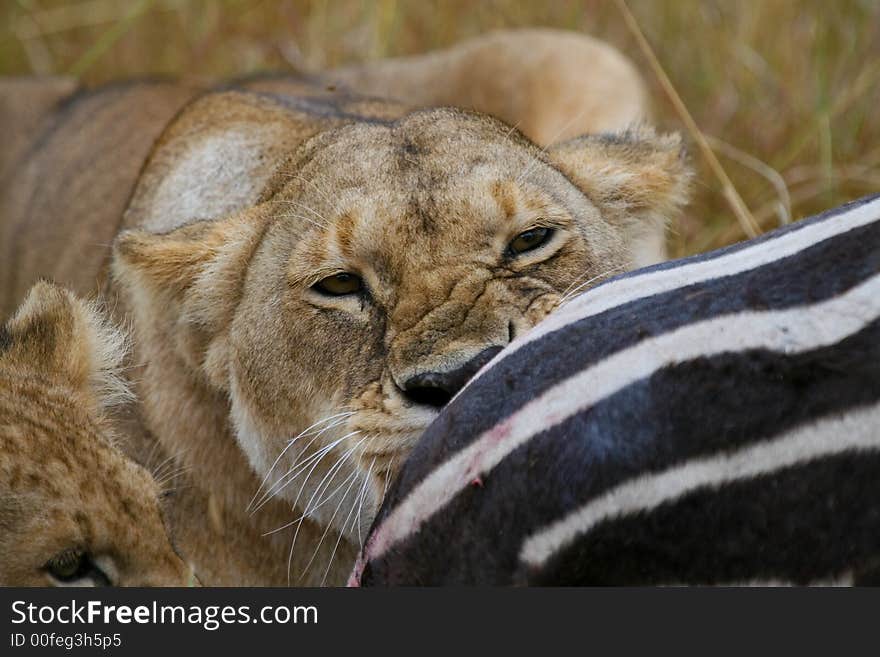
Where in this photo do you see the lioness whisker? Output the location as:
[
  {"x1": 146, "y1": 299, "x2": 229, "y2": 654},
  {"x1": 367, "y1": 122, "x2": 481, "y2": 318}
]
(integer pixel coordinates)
[
  {"x1": 282, "y1": 173, "x2": 337, "y2": 210},
  {"x1": 264, "y1": 466, "x2": 359, "y2": 538},
  {"x1": 287, "y1": 415, "x2": 355, "y2": 464},
  {"x1": 251, "y1": 438, "x2": 342, "y2": 515},
  {"x1": 284, "y1": 430, "x2": 370, "y2": 584},
  {"x1": 283, "y1": 430, "x2": 357, "y2": 484},
  {"x1": 249, "y1": 419, "x2": 354, "y2": 514},
  {"x1": 276, "y1": 199, "x2": 330, "y2": 227},
  {"x1": 559, "y1": 270, "x2": 595, "y2": 300},
  {"x1": 276, "y1": 211, "x2": 326, "y2": 231},
  {"x1": 278, "y1": 198, "x2": 327, "y2": 220},
  {"x1": 321, "y1": 455, "x2": 376, "y2": 586},
  {"x1": 302, "y1": 445, "x2": 373, "y2": 523},
  {"x1": 354, "y1": 454, "x2": 378, "y2": 549},
  {"x1": 297, "y1": 461, "x2": 364, "y2": 584},
  {"x1": 352, "y1": 434, "x2": 384, "y2": 546},
  {"x1": 294, "y1": 436, "x2": 366, "y2": 521},
  {"x1": 559, "y1": 266, "x2": 624, "y2": 307},
  {"x1": 251, "y1": 439, "x2": 340, "y2": 515},
  {"x1": 246, "y1": 410, "x2": 355, "y2": 512},
  {"x1": 284, "y1": 429, "x2": 364, "y2": 583},
  {"x1": 558, "y1": 267, "x2": 616, "y2": 303},
  {"x1": 382, "y1": 456, "x2": 396, "y2": 500}
]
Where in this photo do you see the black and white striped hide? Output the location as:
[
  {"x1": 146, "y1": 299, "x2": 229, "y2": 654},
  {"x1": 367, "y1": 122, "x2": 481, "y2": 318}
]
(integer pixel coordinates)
[{"x1": 350, "y1": 194, "x2": 880, "y2": 586}]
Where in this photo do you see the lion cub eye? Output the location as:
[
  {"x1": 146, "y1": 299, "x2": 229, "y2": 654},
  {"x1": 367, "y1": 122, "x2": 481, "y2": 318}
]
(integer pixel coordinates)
[
  {"x1": 508, "y1": 227, "x2": 553, "y2": 255},
  {"x1": 45, "y1": 548, "x2": 88, "y2": 581},
  {"x1": 312, "y1": 273, "x2": 363, "y2": 296},
  {"x1": 45, "y1": 548, "x2": 111, "y2": 585}
]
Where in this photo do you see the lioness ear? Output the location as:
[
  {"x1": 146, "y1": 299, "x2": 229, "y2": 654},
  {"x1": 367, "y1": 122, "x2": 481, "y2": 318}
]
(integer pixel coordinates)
[
  {"x1": 113, "y1": 220, "x2": 229, "y2": 299},
  {"x1": 112, "y1": 207, "x2": 269, "y2": 330},
  {"x1": 549, "y1": 126, "x2": 691, "y2": 265},
  {"x1": 2, "y1": 281, "x2": 130, "y2": 409},
  {"x1": 112, "y1": 207, "x2": 269, "y2": 387}
]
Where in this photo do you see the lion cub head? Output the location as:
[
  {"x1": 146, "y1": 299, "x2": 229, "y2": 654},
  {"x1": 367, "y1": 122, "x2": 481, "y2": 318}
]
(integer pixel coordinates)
[
  {"x1": 113, "y1": 94, "x2": 689, "y2": 544},
  {"x1": 0, "y1": 282, "x2": 191, "y2": 586}
]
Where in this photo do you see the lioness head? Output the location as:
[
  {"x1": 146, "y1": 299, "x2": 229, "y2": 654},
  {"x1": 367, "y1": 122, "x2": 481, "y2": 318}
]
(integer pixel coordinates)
[
  {"x1": 0, "y1": 282, "x2": 191, "y2": 586},
  {"x1": 113, "y1": 97, "x2": 689, "y2": 545}
]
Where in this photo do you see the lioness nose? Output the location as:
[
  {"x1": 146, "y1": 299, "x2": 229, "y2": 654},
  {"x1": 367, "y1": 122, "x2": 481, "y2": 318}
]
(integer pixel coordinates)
[{"x1": 402, "y1": 346, "x2": 503, "y2": 408}]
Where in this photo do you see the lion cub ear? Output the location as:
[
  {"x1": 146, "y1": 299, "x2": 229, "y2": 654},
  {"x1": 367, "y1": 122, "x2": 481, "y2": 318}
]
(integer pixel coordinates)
[
  {"x1": 2, "y1": 281, "x2": 131, "y2": 410},
  {"x1": 549, "y1": 126, "x2": 691, "y2": 265}
]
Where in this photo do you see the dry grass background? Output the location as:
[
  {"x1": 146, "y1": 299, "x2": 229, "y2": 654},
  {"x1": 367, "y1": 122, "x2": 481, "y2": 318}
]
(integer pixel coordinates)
[{"x1": 2, "y1": 0, "x2": 879, "y2": 257}]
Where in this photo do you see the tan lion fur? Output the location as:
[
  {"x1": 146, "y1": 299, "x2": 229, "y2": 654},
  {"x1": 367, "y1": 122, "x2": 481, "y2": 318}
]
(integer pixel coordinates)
[
  {"x1": 328, "y1": 28, "x2": 649, "y2": 144},
  {"x1": 0, "y1": 30, "x2": 689, "y2": 585},
  {"x1": 0, "y1": 282, "x2": 191, "y2": 586}
]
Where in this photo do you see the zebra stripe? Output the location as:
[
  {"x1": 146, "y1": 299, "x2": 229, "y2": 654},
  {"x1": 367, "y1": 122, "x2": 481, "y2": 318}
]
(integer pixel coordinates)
[
  {"x1": 353, "y1": 193, "x2": 880, "y2": 586},
  {"x1": 364, "y1": 274, "x2": 880, "y2": 563},
  {"x1": 520, "y1": 401, "x2": 880, "y2": 567},
  {"x1": 534, "y1": 455, "x2": 880, "y2": 585}
]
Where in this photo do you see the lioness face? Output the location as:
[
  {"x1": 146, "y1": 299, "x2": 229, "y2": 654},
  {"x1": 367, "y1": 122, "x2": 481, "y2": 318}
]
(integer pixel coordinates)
[{"x1": 115, "y1": 109, "x2": 689, "y2": 541}]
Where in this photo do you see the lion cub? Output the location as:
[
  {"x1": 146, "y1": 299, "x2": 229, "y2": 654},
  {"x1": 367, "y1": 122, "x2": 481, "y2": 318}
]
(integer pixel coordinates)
[{"x1": 0, "y1": 282, "x2": 190, "y2": 586}]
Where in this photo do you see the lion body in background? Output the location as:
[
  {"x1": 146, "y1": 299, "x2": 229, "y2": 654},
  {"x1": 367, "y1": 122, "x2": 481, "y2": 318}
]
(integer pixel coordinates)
[
  {"x1": 0, "y1": 30, "x2": 688, "y2": 585},
  {"x1": 0, "y1": 29, "x2": 651, "y2": 316}
]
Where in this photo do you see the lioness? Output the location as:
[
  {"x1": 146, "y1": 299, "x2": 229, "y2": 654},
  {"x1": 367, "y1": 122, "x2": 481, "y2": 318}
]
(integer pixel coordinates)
[
  {"x1": 1, "y1": 282, "x2": 191, "y2": 586},
  {"x1": 0, "y1": 30, "x2": 689, "y2": 585}
]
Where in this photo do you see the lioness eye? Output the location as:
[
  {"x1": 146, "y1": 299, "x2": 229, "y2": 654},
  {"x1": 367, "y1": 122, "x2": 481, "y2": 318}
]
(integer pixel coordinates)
[
  {"x1": 312, "y1": 273, "x2": 363, "y2": 296},
  {"x1": 508, "y1": 227, "x2": 553, "y2": 255}
]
